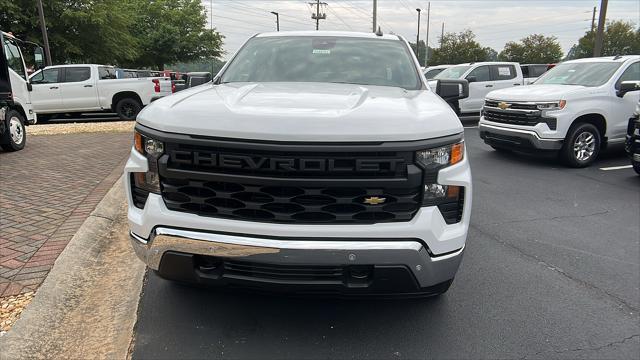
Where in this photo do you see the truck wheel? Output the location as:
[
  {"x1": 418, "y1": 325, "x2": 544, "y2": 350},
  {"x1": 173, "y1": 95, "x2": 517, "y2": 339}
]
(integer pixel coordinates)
[
  {"x1": 116, "y1": 98, "x2": 142, "y2": 121},
  {"x1": 560, "y1": 123, "x2": 600, "y2": 168},
  {"x1": 633, "y1": 163, "x2": 640, "y2": 175},
  {"x1": 0, "y1": 110, "x2": 26, "y2": 151}
]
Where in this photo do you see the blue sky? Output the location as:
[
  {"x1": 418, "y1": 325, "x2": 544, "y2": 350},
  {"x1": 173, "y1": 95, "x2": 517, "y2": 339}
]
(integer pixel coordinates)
[{"x1": 203, "y1": 0, "x2": 639, "y2": 59}]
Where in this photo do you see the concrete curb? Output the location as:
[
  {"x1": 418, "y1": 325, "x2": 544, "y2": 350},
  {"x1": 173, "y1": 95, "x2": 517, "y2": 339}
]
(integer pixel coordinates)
[{"x1": 0, "y1": 177, "x2": 145, "y2": 360}]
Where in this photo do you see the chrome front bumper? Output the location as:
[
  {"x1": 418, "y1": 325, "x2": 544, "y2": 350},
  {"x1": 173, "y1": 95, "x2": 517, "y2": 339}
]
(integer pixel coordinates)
[{"x1": 130, "y1": 227, "x2": 465, "y2": 289}]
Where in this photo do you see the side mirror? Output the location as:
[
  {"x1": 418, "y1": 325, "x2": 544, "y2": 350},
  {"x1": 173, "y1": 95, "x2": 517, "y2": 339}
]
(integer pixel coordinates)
[
  {"x1": 34, "y1": 47, "x2": 45, "y2": 70},
  {"x1": 617, "y1": 81, "x2": 640, "y2": 98},
  {"x1": 435, "y1": 79, "x2": 470, "y2": 101},
  {"x1": 466, "y1": 76, "x2": 477, "y2": 83}
]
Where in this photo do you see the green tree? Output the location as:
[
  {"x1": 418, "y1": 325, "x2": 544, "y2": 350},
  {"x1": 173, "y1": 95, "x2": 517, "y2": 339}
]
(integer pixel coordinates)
[
  {"x1": 409, "y1": 40, "x2": 436, "y2": 66},
  {"x1": 0, "y1": 0, "x2": 138, "y2": 64},
  {"x1": 0, "y1": 0, "x2": 223, "y2": 69},
  {"x1": 128, "y1": 0, "x2": 224, "y2": 70},
  {"x1": 571, "y1": 20, "x2": 640, "y2": 59},
  {"x1": 499, "y1": 34, "x2": 563, "y2": 63},
  {"x1": 430, "y1": 30, "x2": 491, "y2": 65}
]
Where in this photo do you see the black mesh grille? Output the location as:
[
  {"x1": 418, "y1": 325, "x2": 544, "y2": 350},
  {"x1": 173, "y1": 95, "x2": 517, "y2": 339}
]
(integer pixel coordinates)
[
  {"x1": 223, "y1": 260, "x2": 346, "y2": 283},
  {"x1": 161, "y1": 178, "x2": 421, "y2": 224},
  {"x1": 484, "y1": 101, "x2": 556, "y2": 130}
]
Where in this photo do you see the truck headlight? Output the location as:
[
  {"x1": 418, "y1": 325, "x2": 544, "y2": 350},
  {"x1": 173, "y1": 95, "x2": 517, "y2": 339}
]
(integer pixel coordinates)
[
  {"x1": 132, "y1": 131, "x2": 163, "y2": 195},
  {"x1": 416, "y1": 140, "x2": 466, "y2": 224},
  {"x1": 415, "y1": 140, "x2": 464, "y2": 170},
  {"x1": 537, "y1": 100, "x2": 566, "y2": 110}
]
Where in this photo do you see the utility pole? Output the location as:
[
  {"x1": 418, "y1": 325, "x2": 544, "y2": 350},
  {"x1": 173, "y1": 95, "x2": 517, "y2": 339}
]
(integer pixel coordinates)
[
  {"x1": 425, "y1": 2, "x2": 430, "y2": 66},
  {"x1": 440, "y1": 22, "x2": 445, "y2": 49},
  {"x1": 416, "y1": 8, "x2": 421, "y2": 66},
  {"x1": 310, "y1": 1, "x2": 327, "y2": 31},
  {"x1": 372, "y1": 0, "x2": 377, "y2": 32},
  {"x1": 590, "y1": 6, "x2": 596, "y2": 32},
  {"x1": 593, "y1": 0, "x2": 608, "y2": 57},
  {"x1": 271, "y1": 11, "x2": 280, "y2": 31},
  {"x1": 36, "y1": 0, "x2": 52, "y2": 66}
]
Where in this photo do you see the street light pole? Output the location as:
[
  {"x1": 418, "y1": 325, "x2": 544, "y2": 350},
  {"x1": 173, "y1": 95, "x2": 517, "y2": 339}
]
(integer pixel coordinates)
[
  {"x1": 373, "y1": 0, "x2": 377, "y2": 32},
  {"x1": 416, "y1": 8, "x2": 421, "y2": 66},
  {"x1": 36, "y1": 0, "x2": 52, "y2": 66},
  {"x1": 425, "y1": 2, "x2": 430, "y2": 66},
  {"x1": 271, "y1": 11, "x2": 280, "y2": 31}
]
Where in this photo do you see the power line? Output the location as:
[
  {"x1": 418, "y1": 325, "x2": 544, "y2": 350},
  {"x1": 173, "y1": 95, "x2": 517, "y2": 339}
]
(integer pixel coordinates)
[{"x1": 326, "y1": 5, "x2": 355, "y2": 30}]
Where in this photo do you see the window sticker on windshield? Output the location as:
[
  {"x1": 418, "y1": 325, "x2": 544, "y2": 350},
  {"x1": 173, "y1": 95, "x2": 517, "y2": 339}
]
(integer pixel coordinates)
[
  {"x1": 498, "y1": 67, "x2": 511, "y2": 76},
  {"x1": 312, "y1": 49, "x2": 331, "y2": 55}
]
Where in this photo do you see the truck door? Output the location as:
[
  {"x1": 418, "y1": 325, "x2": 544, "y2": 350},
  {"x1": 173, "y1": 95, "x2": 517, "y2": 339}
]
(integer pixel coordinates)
[
  {"x1": 611, "y1": 62, "x2": 640, "y2": 139},
  {"x1": 59, "y1": 66, "x2": 99, "y2": 111},
  {"x1": 30, "y1": 68, "x2": 64, "y2": 112},
  {"x1": 459, "y1": 65, "x2": 491, "y2": 113},
  {"x1": 490, "y1": 64, "x2": 520, "y2": 91},
  {"x1": 2, "y1": 36, "x2": 30, "y2": 110}
]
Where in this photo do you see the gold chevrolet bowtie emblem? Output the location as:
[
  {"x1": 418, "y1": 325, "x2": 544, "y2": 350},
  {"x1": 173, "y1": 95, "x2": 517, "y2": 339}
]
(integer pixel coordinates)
[
  {"x1": 363, "y1": 196, "x2": 386, "y2": 205},
  {"x1": 498, "y1": 101, "x2": 511, "y2": 110}
]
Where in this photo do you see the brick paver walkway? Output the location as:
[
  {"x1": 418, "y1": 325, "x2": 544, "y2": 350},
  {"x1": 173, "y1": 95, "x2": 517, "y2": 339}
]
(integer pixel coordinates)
[{"x1": 0, "y1": 132, "x2": 132, "y2": 296}]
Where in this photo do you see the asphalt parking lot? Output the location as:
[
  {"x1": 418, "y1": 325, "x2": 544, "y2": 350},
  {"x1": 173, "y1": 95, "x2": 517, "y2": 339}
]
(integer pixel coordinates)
[{"x1": 131, "y1": 127, "x2": 639, "y2": 359}]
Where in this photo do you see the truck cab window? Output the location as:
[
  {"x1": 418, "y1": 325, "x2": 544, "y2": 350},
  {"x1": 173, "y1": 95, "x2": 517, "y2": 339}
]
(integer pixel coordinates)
[
  {"x1": 467, "y1": 66, "x2": 491, "y2": 82},
  {"x1": 492, "y1": 65, "x2": 517, "y2": 80},
  {"x1": 616, "y1": 62, "x2": 639, "y2": 89},
  {"x1": 64, "y1": 67, "x2": 91, "y2": 82},
  {"x1": 98, "y1": 66, "x2": 116, "y2": 80},
  {"x1": 3, "y1": 38, "x2": 26, "y2": 80},
  {"x1": 31, "y1": 68, "x2": 59, "y2": 84}
]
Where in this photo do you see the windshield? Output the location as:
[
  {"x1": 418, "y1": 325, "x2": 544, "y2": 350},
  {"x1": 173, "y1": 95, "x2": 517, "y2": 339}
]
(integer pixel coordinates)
[
  {"x1": 221, "y1": 36, "x2": 421, "y2": 90},
  {"x1": 434, "y1": 65, "x2": 471, "y2": 79},
  {"x1": 535, "y1": 62, "x2": 622, "y2": 87}
]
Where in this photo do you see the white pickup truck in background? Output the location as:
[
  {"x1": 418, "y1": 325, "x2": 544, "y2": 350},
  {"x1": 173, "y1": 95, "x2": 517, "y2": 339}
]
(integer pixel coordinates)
[
  {"x1": 433, "y1": 61, "x2": 523, "y2": 115},
  {"x1": 479, "y1": 56, "x2": 640, "y2": 167},
  {"x1": 28, "y1": 64, "x2": 172, "y2": 121}
]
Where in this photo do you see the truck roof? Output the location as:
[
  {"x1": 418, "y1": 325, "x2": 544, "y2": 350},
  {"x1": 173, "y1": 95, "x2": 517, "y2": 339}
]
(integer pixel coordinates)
[
  {"x1": 564, "y1": 55, "x2": 639, "y2": 64},
  {"x1": 455, "y1": 62, "x2": 520, "y2": 66},
  {"x1": 256, "y1": 31, "x2": 402, "y2": 41},
  {"x1": 43, "y1": 64, "x2": 109, "y2": 68}
]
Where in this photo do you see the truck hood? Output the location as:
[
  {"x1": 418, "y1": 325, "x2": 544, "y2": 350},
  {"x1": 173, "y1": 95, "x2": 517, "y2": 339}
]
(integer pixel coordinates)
[
  {"x1": 487, "y1": 84, "x2": 589, "y2": 102},
  {"x1": 137, "y1": 82, "x2": 462, "y2": 142}
]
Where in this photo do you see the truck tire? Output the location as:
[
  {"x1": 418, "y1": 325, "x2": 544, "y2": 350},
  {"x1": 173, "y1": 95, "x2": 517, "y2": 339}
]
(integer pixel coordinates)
[
  {"x1": 560, "y1": 122, "x2": 601, "y2": 168},
  {"x1": 0, "y1": 110, "x2": 26, "y2": 151},
  {"x1": 633, "y1": 163, "x2": 640, "y2": 175},
  {"x1": 115, "y1": 98, "x2": 142, "y2": 121}
]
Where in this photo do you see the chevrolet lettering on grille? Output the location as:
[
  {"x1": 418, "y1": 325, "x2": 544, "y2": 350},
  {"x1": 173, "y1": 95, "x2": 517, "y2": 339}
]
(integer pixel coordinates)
[{"x1": 169, "y1": 150, "x2": 405, "y2": 173}]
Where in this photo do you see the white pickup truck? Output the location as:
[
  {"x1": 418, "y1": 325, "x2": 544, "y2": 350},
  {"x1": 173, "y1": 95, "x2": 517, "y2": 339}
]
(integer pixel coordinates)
[
  {"x1": 28, "y1": 64, "x2": 172, "y2": 121},
  {"x1": 479, "y1": 56, "x2": 640, "y2": 167},
  {"x1": 433, "y1": 61, "x2": 523, "y2": 115}
]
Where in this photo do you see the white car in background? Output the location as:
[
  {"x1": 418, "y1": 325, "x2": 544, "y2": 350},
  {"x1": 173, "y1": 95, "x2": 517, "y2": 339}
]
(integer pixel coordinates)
[
  {"x1": 423, "y1": 65, "x2": 452, "y2": 79},
  {"x1": 434, "y1": 62, "x2": 524, "y2": 115},
  {"x1": 29, "y1": 64, "x2": 172, "y2": 121},
  {"x1": 479, "y1": 56, "x2": 640, "y2": 167}
]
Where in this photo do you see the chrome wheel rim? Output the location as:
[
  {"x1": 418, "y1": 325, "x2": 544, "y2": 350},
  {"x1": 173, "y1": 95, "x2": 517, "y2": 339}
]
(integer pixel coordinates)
[
  {"x1": 9, "y1": 116, "x2": 24, "y2": 145},
  {"x1": 573, "y1": 131, "x2": 595, "y2": 161}
]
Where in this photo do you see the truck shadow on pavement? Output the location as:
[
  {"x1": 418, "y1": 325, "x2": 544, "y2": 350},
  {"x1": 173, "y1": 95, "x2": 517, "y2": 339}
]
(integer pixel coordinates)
[{"x1": 133, "y1": 271, "x2": 452, "y2": 359}]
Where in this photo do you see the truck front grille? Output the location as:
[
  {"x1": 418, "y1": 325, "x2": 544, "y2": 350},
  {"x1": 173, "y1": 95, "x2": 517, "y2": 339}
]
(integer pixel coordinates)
[
  {"x1": 484, "y1": 100, "x2": 556, "y2": 130},
  {"x1": 161, "y1": 178, "x2": 421, "y2": 224}
]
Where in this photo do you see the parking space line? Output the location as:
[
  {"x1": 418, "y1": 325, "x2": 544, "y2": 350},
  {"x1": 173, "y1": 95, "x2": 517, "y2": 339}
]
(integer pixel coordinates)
[
  {"x1": 464, "y1": 126, "x2": 478, "y2": 129},
  {"x1": 599, "y1": 165, "x2": 633, "y2": 171}
]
